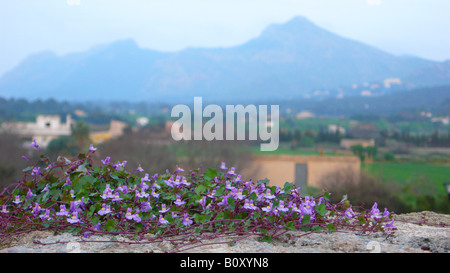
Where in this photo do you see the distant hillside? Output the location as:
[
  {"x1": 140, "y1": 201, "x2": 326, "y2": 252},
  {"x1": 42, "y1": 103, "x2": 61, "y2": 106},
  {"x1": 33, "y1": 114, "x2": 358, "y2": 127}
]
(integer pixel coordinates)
[{"x1": 0, "y1": 16, "x2": 446, "y2": 102}]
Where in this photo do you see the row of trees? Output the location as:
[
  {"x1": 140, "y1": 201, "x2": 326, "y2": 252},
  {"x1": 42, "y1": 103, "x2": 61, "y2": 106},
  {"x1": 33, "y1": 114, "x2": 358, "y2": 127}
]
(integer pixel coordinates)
[{"x1": 382, "y1": 129, "x2": 450, "y2": 147}]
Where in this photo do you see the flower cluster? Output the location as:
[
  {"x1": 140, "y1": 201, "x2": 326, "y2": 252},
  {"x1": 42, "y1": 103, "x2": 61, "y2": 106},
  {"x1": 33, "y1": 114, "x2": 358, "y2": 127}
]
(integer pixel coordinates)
[{"x1": 0, "y1": 141, "x2": 396, "y2": 250}]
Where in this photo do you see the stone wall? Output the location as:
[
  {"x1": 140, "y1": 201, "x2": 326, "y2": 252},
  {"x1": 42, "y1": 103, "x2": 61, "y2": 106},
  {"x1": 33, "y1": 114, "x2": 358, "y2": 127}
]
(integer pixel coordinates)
[{"x1": 242, "y1": 155, "x2": 360, "y2": 188}]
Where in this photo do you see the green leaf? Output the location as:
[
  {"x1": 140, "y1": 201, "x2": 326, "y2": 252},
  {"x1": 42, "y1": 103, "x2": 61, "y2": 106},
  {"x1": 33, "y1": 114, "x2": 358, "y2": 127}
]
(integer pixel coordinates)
[
  {"x1": 257, "y1": 228, "x2": 268, "y2": 234},
  {"x1": 327, "y1": 223, "x2": 336, "y2": 231},
  {"x1": 194, "y1": 185, "x2": 207, "y2": 194},
  {"x1": 283, "y1": 182, "x2": 293, "y2": 193},
  {"x1": 301, "y1": 214, "x2": 311, "y2": 225},
  {"x1": 216, "y1": 212, "x2": 225, "y2": 220},
  {"x1": 227, "y1": 197, "x2": 236, "y2": 211},
  {"x1": 22, "y1": 166, "x2": 34, "y2": 173},
  {"x1": 323, "y1": 191, "x2": 331, "y2": 201},
  {"x1": 165, "y1": 213, "x2": 174, "y2": 223},
  {"x1": 215, "y1": 188, "x2": 225, "y2": 197},
  {"x1": 105, "y1": 219, "x2": 116, "y2": 232},
  {"x1": 312, "y1": 225, "x2": 323, "y2": 232},
  {"x1": 204, "y1": 168, "x2": 217, "y2": 179},
  {"x1": 135, "y1": 223, "x2": 143, "y2": 233},
  {"x1": 316, "y1": 203, "x2": 327, "y2": 217},
  {"x1": 260, "y1": 236, "x2": 273, "y2": 243},
  {"x1": 194, "y1": 214, "x2": 205, "y2": 223},
  {"x1": 249, "y1": 192, "x2": 258, "y2": 201},
  {"x1": 285, "y1": 222, "x2": 296, "y2": 231}
]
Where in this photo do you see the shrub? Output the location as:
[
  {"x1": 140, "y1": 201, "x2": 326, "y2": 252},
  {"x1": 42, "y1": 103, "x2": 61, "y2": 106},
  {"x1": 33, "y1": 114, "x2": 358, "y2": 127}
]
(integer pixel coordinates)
[{"x1": 0, "y1": 141, "x2": 396, "y2": 251}]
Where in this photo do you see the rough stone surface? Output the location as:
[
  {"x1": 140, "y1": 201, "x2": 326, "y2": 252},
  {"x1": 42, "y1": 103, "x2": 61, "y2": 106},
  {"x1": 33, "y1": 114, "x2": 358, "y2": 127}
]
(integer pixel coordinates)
[{"x1": 0, "y1": 211, "x2": 448, "y2": 253}]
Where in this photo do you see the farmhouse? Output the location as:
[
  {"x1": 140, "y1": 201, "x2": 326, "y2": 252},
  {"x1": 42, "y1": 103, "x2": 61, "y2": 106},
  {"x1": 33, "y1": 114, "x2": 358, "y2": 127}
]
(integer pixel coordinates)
[
  {"x1": 0, "y1": 114, "x2": 72, "y2": 148},
  {"x1": 243, "y1": 154, "x2": 360, "y2": 191}
]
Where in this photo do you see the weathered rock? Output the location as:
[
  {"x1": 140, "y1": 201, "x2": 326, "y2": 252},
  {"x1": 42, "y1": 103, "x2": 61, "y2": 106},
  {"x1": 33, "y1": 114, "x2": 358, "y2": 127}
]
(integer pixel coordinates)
[{"x1": 0, "y1": 212, "x2": 448, "y2": 253}]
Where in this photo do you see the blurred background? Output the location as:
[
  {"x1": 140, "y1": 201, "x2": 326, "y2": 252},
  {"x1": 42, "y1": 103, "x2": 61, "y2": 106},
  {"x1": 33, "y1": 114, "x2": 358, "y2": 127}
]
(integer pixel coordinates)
[{"x1": 0, "y1": 0, "x2": 449, "y2": 213}]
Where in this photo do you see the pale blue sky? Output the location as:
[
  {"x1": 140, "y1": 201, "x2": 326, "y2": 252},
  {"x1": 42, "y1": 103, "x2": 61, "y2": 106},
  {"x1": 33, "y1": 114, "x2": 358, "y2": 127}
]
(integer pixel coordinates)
[{"x1": 1, "y1": 0, "x2": 449, "y2": 76}]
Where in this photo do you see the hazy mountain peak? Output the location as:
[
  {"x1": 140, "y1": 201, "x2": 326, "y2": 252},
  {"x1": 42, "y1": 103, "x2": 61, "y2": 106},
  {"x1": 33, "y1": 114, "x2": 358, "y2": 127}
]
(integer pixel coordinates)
[{"x1": 0, "y1": 16, "x2": 446, "y2": 102}]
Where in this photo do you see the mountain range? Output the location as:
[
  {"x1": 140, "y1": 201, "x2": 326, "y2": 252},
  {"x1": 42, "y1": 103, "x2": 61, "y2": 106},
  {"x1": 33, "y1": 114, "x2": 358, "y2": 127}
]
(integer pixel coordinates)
[{"x1": 0, "y1": 16, "x2": 449, "y2": 102}]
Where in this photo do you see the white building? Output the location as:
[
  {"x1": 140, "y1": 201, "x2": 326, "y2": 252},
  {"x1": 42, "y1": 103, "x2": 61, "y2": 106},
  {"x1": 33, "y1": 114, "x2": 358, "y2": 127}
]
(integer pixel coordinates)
[{"x1": 1, "y1": 114, "x2": 72, "y2": 148}]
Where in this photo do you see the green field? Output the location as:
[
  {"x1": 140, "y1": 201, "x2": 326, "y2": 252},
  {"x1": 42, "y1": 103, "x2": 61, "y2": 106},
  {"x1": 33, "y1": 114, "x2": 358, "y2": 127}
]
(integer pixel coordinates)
[{"x1": 362, "y1": 162, "x2": 450, "y2": 196}]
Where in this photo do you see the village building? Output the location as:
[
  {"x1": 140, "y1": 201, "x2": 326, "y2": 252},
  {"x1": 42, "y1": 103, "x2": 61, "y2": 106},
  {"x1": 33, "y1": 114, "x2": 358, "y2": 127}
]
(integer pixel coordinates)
[
  {"x1": 89, "y1": 120, "x2": 128, "y2": 144},
  {"x1": 243, "y1": 154, "x2": 360, "y2": 191},
  {"x1": 0, "y1": 114, "x2": 72, "y2": 148}
]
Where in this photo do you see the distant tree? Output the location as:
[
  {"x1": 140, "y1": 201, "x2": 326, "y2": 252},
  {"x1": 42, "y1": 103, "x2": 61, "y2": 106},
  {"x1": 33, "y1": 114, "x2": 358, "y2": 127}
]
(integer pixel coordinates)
[
  {"x1": 71, "y1": 121, "x2": 90, "y2": 149},
  {"x1": 0, "y1": 133, "x2": 32, "y2": 189},
  {"x1": 46, "y1": 136, "x2": 81, "y2": 160}
]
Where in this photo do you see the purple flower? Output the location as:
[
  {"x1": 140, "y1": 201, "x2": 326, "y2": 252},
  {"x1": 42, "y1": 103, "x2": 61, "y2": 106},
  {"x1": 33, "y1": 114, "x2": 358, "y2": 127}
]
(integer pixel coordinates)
[
  {"x1": 264, "y1": 190, "x2": 276, "y2": 200},
  {"x1": 32, "y1": 202, "x2": 44, "y2": 215},
  {"x1": 289, "y1": 202, "x2": 302, "y2": 214},
  {"x1": 225, "y1": 180, "x2": 235, "y2": 190},
  {"x1": 63, "y1": 177, "x2": 72, "y2": 187},
  {"x1": 243, "y1": 199, "x2": 257, "y2": 211},
  {"x1": 181, "y1": 177, "x2": 191, "y2": 186},
  {"x1": 12, "y1": 195, "x2": 22, "y2": 204},
  {"x1": 151, "y1": 189, "x2": 159, "y2": 199},
  {"x1": 113, "y1": 161, "x2": 127, "y2": 171},
  {"x1": 125, "y1": 208, "x2": 134, "y2": 220},
  {"x1": 1, "y1": 205, "x2": 9, "y2": 213},
  {"x1": 277, "y1": 200, "x2": 289, "y2": 213},
  {"x1": 220, "y1": 162, "x2": 227, "y2": 170},
  {"x1": 101, "y1": 156, "x2": 111, "y2": 165},
  {"x1": 70, "y1": 200, "x2": 82, "y2": 212},
  {"x1": 98, "y1": 204, "x2": 112, "y2": 216},
  {"x1": 227, "y1": 167, "x2": 236, "y2": 176},
  {"x1": 26, "y1": 188, "x2": 37, "y2": 199},
  {"x1": 67, "y1": 212, "x2": 80, "y2": 224},
  {"x1": 56, "y1": 205, "x2": 70, "y2": 217},
  {"x1": 370, "y1": 202, "x2": 382, "y2": 220},
  {"x1": 132, "y1": 210, "x2": 142, "y2": 222},
  {"x1": 383, "y1": 219, "x2": 396, "y2": 229},
  {"x1": 29, "y1": 139, "x2": 39, "y2": 149},
  {"x1": 141, "y1": 173, "x2": 151, "y2": 182},
  {"x1": 135, "y1": 189, "x2": 149, "y2": 199},
  {"x1": 207, "y1": 189, "x2": 217, "y2": 199},
  {"x1": 234, "y1": 188, "x2": 245, "y2": 200},
  {"x1": 164, "y1": 177, "x2": 174, "y2": 188},
  {"x1": 176, "y1": 165, "x2": 184, "y2": 172},
  {"x1": 382, "y1": 208, "x2": 391, "y2": 218},
  {"x1": 41, "y1": 184, "x2": 49, "y2": 193},
  {"x1": 262, "y1": 203, "x2": 273, "y2": 214},
  {"x1": 174, "y1": 195, "x2": 186, "y2": 206},
  {"x1": 344, "y1": 206, "x2": 355, "y2": 219},
  {"x1": 70, "y1": 189, "x2": 76, "y2": 198},
  {"x1": 21, "y1": 155, "x2": 31, "y2": 162},
  {"x1": 39, "y1": 209, "x2": 52, "y2": 221},
  {"x1": 173, "y1": 176, "x2": 183, "y2": 187},
  {"x1": 117, "y1": 184, "x2": 128, "y2": 194},
  {"x1": 89, "y1": 144, "x2": 97, "y2": 152},
  {"x1": 102, "y1": 188, "x2": 114, "y2": 200},
  {"x1": 31, "y1": 167, "x2": 42, "y2": 177},
  {"x1": 197, "y1": 196, "x2": 207, "y2": 208},
  {"x1": 112, "y1": 192, "x2": 123, "y2": 202},
  {"x1": 140, "y1": 201, "x2": 152, "y2": 212},
  {"x1": 182, "y1": 213, "x2": 193, "y2": 226},
  {"x1": 139, "y1": 181, "x2": 150, "y2": 191},
  {"x1": 275, "y1": 186, "x2": 285, "y2": 195},
  {"x1": 301, "y1": 197, "x2": 315, "y2": 215},
  {"x1": 218, "y1": 197, "x2": 229, "y2": 207},
  {"x1": 234, "y1": 175, "x2": 242, "y2": 183},
  {"x1": 93, "y1": 222, "x2": 101, "y2": 231},
  {"x1": 136, "y1": 164, "x2": 144, "y2": 173},
  {"x1": 159, "y1": 204, "x2": 169, "y2": 213},
  {"x1": 158, "y1": 215, "x2": 169, "y2": 225}
]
